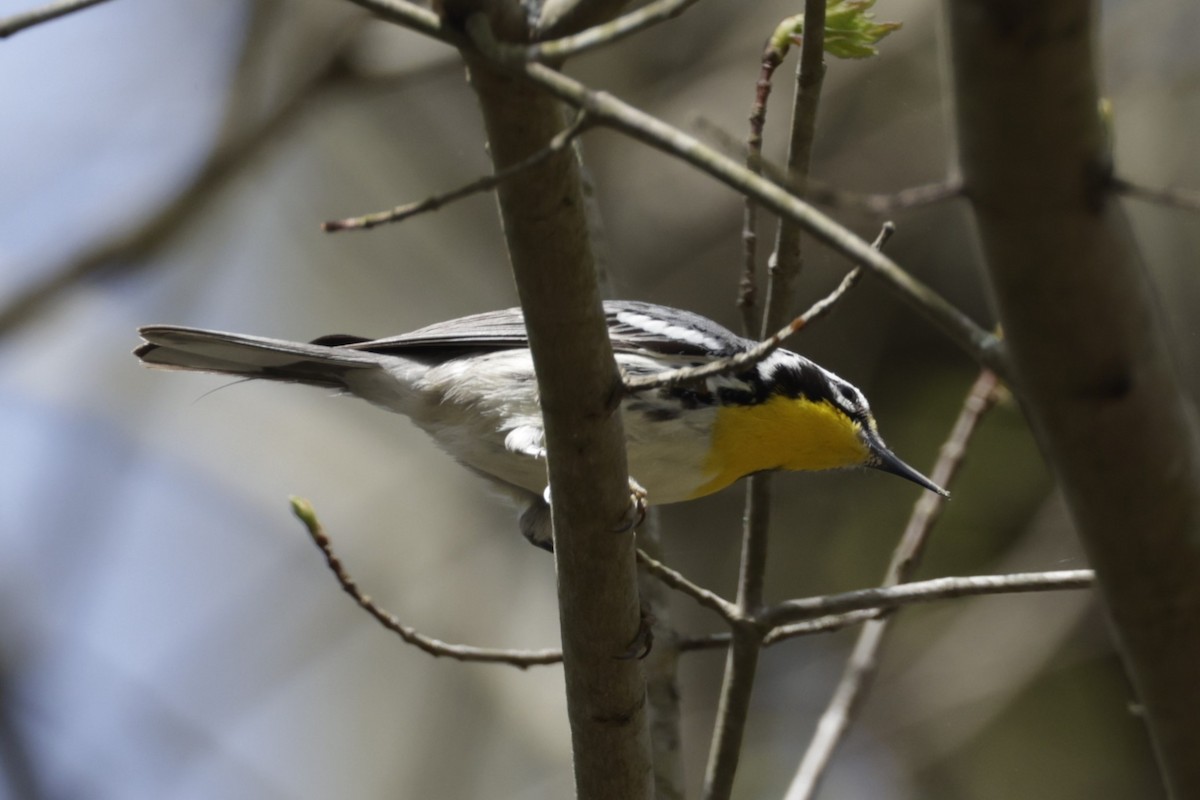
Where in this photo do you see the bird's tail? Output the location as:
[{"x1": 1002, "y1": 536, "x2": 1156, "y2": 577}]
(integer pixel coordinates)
[{"x1": 135, "y1": 326, "x2": 381, "y2": 389}]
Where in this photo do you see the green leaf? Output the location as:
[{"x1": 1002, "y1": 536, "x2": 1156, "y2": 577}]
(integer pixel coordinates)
[{"x1": 824, "y1": 0, "x2": 902, "y2": 59}]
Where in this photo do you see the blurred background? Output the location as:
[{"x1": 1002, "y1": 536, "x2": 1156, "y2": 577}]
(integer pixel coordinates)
[{"x1": 1, "y1": 0, "x2": 1196, "y2": 797}]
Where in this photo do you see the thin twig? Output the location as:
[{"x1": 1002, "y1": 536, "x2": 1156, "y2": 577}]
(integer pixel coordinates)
[
  {"x1": 323, "y1": 111, "x2": 592, "y2": 231},
  {"x1": 515, "y1": 0, "x2": 704, "y2": 62},
  {"x1": 675, "y1": 567, "x2": 1096, "y2": 653},
  {"x1": 738, "y1": 19, "x2": 800, "y2": 334},
  {"x1": 343, "y1": 0, "x2": 451, "y2": 43},
  {"x1": 290, "y1": 497, "x2": 563, "y2": 667},
  {"x1": 761, "y1": 6, "x2": 824, "y2": 343},
  {"x1": 0, "y1": 0, "x2": 111, "y2": 38},
  {"x1": 637, "y1": 548, "x2": 742, "y2": 623},
  {"x1": 1112, "y1": 176, "x2": 1200, "y2": 213},
  {"x1": 624, "y1": 222, "x2": 891, "y2": 394},
  {"x1": 784, "y1": 368, "x2": 1001, "y2": 799},
  {"x1": 705, "y1": 13, "x2": 826, "y2": 795},
  {"x1": 680, "y1": 610, "x2": 880, "y2": 652},
  {"x1": 762, "y1": 609, "x2": 881, "y2": 644},
  {"x1": 831, "y1": 179, "x2": 965, "y2": 214},
  {"x1": 702, "y1": 626, "x2": 762, "y2": 800},
  {"x1": 692, "y1": 117, "x2": 966, "y2": 213},
  {"x1": 759, "y1": 569, "x2": 1094, "y2": 629}
]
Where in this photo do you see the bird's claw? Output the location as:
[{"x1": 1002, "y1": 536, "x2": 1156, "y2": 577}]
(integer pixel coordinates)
[
  {"x1": 613, "y1": 478, "x2": 648, "y2": 533},
  {"x1": 615, "y1": 607, "x2": 656, "y2": 660}
]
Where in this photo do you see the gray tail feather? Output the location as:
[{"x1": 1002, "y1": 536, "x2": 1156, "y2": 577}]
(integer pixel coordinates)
[{"x1": 135, "y1": 326, "x2": 381, "y2": 389}]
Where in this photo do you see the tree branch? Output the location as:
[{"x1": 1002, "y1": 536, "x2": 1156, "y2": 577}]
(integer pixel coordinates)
[
  {"x1": 636, "y1": 548, "x2": 741, "y2": 623},
  {"x1": 1112, "y1": 176, "x2": 1200, "y2": 213},
  {"x1": 679, "y1": 572, "x2": 1094, "y2": 647},
  {"x1": 485, "y1": 0, "x2": 703, "y2": 63},
  {"x1": 948, "y1": 4, "x2": 1200, "y2": 795},
  {"x1": 290, "y1": 498, "x2": 564, "y2": 667},
  {"x1": 736, "y1": 16, "x2": 802, "y2": 334},
  {"x1": 340, "y1": 0, "x2": 1002, "y2": 374},
  {"x1": 534, "y1": 0, "x2": 635, "y2": 40},
  {"x1": 761, "y1": 3, "x2": 825, "y2": 341},
  {"x1": 460, "y1": 18, "x2": 1006, "y2": 378},
  {"x1": 758, "y1": 570, "x2": 1095, "y2": 629},
  {"x1": 322, "y1": 110, "x2": 592, "y2": 231},
  {"x1": 690, "y1": 118, "x2": 965, "y2": 214},
  {"x1": 449, "y1": 5, "x2": 653, "y2": 797}
]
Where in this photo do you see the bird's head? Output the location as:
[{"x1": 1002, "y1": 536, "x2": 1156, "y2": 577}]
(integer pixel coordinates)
[{"x1": 697, "y1": 352, "x2": 948, "y2": 498}]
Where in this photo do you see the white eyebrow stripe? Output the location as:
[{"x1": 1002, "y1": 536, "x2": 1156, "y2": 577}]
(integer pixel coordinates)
[{"x1": 615, "y1": 311, "x2": 724, "y2": 351}]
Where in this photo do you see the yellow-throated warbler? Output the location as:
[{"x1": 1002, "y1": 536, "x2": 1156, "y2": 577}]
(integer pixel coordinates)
[{"x1": 136, "y1": 301, "x2": 946, "y2": 549}]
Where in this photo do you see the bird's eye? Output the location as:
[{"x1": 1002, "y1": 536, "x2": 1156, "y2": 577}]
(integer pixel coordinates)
[{"x1": 838, "y1": 385, "x2": 859, "y2": 404}]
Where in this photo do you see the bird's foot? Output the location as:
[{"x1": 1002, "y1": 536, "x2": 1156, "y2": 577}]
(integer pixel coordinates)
[
  {"x1": 615, "y1": 606, "x2": 656, "y2": 660},
  {"x1": 613, "y1": 478, "x2": 648, "y2": 533}
]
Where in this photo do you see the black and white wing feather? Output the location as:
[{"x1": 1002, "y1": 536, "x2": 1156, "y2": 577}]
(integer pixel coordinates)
[
  {"x1": 136, "y1": 302, "x2": 756, "y2": 388},
  {"x1": 336, "y1": 301, "x2": 753, "y2": 362}
]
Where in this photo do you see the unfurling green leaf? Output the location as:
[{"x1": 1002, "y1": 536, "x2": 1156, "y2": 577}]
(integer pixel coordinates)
[{"x1": 824, "y1": 0, "x2": 902, "y2": 59}]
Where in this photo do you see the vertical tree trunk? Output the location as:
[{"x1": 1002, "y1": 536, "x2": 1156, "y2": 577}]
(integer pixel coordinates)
[
  {"x1": 946, "y1": 3, "x2": 1200, "y2": 796},
  {"x1": 459, "y1": 33, "x2": 653, "y2": 800}
]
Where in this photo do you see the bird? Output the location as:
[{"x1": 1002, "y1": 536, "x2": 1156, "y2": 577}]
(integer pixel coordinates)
[{"x1": 135, "y1": 300, "x2": 946, "y2": 550}]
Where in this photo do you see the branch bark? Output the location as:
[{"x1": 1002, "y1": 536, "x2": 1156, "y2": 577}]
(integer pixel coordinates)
[
  {"x1": 947, "y1": 3, "x2": 1200, "y2": 796},
  {"x1": 444, "y1": 5, "x2": 652, "y2": 798}
]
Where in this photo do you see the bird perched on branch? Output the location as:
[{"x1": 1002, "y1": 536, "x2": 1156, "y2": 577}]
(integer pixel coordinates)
[{"x1": 136, "y1": 301, "x2": 945, "y2": 550}]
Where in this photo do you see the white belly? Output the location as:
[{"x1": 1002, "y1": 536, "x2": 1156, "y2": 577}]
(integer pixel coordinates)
[{"x1": 344, "y1": 350, "x2": 719, "y2": 505}]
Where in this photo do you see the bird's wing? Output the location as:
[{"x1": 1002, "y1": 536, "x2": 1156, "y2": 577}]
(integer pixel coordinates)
[{"x1": 342, "y1": 301, "x2": 752, "y2": 362}]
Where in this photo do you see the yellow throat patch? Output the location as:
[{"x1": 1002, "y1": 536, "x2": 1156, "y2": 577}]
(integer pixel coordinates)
[{"x1": 693, "y1": 394, "x2": 869, "y2": 498}]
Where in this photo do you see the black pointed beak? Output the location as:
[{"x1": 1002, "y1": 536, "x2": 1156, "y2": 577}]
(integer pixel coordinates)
[{"x1": 864, "y1": 432, "x2": 949, "y2": 497}]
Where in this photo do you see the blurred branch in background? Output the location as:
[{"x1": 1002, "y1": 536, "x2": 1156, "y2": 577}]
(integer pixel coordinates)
[
  {"x1": 1113, "y1": 176, "x2": 1200, "y2": 213},
  {"x1": 0, "y1": 0, "x2": 113, "y2": 38},
  {"x1": 0, "y1": 1, "x2": 362, "y2": 337},
  {"x1": 0, "y1": 659, "x2": 43, "y2": 800}
]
